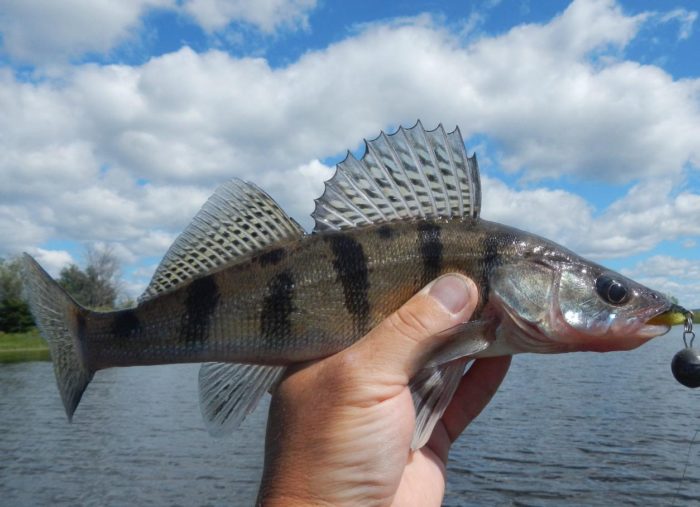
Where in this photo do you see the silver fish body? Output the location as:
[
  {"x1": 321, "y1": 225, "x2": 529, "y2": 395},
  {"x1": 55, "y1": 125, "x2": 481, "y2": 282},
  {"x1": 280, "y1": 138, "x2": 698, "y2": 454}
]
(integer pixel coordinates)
[{"x1": 22, "y1": 121, "x2": 687, "y2": 449}]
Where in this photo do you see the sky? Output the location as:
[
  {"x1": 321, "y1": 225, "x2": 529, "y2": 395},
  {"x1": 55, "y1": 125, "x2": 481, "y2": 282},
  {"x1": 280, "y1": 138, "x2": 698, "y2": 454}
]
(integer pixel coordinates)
[{"x1": 0, "y1": 0, "x2": 698, "y2": 308}]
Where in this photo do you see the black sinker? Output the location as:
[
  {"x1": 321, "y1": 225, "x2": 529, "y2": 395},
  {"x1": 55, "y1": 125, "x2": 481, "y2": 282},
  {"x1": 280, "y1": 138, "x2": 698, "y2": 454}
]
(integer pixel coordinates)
[{"x1": 671, "y1": 348, "x2": 700, "y2": 388}]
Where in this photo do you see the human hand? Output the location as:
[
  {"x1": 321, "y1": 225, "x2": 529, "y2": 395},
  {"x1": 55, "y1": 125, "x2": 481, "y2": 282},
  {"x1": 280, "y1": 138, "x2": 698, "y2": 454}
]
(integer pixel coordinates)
[{"x1": 256, "y1": 274, "x2": 511, "y2": 507}]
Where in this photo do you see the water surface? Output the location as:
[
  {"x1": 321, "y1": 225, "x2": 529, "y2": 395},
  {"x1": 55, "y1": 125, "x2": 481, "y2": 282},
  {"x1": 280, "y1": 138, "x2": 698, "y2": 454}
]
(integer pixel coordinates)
[{"x1": 1, "y1": 335, "x2": 699, "y2": 506}]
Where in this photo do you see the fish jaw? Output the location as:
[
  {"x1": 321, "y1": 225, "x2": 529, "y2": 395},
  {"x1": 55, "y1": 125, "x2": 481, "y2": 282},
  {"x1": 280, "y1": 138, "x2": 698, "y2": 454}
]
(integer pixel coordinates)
[
  {"x1": 556, "y1": 301, "x2": 677, "y2": 353},
  {"x1": 605, "y1": 304, "x2": 694, "y2": 352},
  {"x1": 576, "y1": 323, "x2": 669, "y2": 352},
  {"x1": 489, "y1": 283, "x2": 678, "y2": 355}
]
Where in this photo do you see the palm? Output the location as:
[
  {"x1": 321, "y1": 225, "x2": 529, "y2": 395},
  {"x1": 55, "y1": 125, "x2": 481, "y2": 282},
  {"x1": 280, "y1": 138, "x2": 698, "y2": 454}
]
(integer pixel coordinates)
[
  {"x1": 378, "y1": 357, "x2": 512, "y2": 506},
  {"x1": 392, "y1": 445, "x2": 448, "y2": 506},
  {"x1": 258, "y1": 357, "x2": 510, "y2": 507}
]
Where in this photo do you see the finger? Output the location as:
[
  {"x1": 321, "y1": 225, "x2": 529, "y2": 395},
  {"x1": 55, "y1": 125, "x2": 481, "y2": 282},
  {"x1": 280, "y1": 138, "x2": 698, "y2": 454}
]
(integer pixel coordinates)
[
  {"x1": 441, "y1": 355, "x2": 511, "y2": 443},
  {"x1": 341, "y1": 274, "x2": 479, "y2": 383}
]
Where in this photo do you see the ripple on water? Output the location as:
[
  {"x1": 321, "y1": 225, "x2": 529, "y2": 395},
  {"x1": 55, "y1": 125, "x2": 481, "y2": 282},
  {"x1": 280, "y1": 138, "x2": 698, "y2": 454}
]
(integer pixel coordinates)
[{"x1": 2, "y1": 336, "x2": 700, "y2": 505}]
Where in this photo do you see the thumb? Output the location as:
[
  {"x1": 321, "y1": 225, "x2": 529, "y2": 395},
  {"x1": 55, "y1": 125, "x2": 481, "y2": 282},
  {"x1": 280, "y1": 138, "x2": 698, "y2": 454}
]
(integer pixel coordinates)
[{"x1": 347, "y1": 274, "x2": 479, "y2": 382}]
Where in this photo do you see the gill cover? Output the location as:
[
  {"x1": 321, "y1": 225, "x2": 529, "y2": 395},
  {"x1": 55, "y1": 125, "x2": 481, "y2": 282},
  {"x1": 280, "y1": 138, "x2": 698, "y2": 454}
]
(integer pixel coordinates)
[
  {"x1": 557, "y1": 270, "x2": 614, "y2": 335},
  {"x1": 491, "y1": 261, "x2": 555, "y2": 325}
]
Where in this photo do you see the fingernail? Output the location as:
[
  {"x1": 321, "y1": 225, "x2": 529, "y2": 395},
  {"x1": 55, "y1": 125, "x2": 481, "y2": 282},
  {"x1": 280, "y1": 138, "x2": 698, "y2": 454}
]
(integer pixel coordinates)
[{"x1": 428, "y1": 275, "x2": 471, "y2": 315}]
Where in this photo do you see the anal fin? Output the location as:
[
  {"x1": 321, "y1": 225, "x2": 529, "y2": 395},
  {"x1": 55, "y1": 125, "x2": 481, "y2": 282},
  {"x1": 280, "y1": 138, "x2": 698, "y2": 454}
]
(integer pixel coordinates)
[{"x1": 198, "y1": 362, "x2": 286, "y2": 436}]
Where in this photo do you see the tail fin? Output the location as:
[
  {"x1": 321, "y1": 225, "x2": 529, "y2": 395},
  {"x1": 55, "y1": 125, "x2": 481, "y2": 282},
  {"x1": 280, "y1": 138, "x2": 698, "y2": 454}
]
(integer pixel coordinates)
[{"x1": 21, "y1": 253, "x2": 94, "y2": 421}]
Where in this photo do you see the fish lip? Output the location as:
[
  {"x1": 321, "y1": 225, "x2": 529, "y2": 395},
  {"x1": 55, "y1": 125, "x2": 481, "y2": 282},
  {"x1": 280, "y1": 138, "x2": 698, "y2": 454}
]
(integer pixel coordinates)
[{"x1": 637, "y1": 324, "x2": 671, "y2": 338}]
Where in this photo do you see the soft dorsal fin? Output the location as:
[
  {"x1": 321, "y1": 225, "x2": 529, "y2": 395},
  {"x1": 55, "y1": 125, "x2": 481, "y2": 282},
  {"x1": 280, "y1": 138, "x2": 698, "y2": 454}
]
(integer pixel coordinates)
[
  {"x1": 139, "y1": 179, "x2": 304, "y2": 302},
  {"x1": 312, "y1": 121, "x2": 481, "y2": 232}
]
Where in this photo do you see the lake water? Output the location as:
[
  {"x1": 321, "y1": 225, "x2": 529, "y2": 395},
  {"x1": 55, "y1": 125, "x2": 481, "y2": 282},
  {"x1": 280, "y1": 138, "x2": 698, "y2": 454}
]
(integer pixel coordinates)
[{"x1": 1, "y1": 334, "x2": 700, "y2": 506}]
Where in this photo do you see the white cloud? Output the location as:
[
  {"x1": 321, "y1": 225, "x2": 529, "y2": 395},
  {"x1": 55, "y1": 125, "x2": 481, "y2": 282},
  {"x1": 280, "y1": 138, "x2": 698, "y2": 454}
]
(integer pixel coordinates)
[
  {"x1": 622, "y1": 256, "x2": 700, "y2": 309},
  {"x1": 0, "y1": 0, "x2": 699, "y2": 295},
  {"x1": 0, "y1": 0, "x2": 319, "y2": 65},
  {"x1": 181, "y1": 0, "x2": 317, "y2": 33},
  {"x1": 480, "y1": 176, "x2": 594, "y2": 247},
  {"x1": 257, "y1": 159, "x2": 332, "y2": 231},
  {"x1": 27, "y1": 248, "x2": 74, "y2": 277},
  {"x1": 659, "y1": 8, "x2": 698, "y2": 41},
  {"x1": 585, "y1": 181, "x2": 700, "y2": 258},
  {"x1": 0, "y1": 0, "x2": 172, "y2": 65},
  {"x1": 626, "y1": 256, "x2": 700, "y2": 279},
  {"x1": 0, "y1": 205, "x2": 53, "y2": 252},
  {"x1": 4, "y1": 1, "x2": 697, "y2": 192},
  {"x1": 482, "y1": 176, "x2": 700, "y2": 260}
]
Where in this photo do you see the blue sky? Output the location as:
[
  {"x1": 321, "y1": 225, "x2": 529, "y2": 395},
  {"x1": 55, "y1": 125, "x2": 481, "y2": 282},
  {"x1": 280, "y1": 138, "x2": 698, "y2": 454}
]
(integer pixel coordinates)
[{"x1": 0, "y1": 0, "x2": 698, "y2": 307}]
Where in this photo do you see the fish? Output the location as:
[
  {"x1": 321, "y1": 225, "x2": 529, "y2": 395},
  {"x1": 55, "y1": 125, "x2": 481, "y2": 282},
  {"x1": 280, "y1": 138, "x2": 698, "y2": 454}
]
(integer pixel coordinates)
[{"x1": 22, "y1": 121, "x2": 690, "y2": 449}]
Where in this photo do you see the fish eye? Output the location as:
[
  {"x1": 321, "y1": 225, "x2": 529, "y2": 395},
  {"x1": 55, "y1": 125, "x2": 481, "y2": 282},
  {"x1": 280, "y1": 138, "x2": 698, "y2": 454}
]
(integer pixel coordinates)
[{"x1": 595, "y1": 275, "x2": 629, "y2": 305}]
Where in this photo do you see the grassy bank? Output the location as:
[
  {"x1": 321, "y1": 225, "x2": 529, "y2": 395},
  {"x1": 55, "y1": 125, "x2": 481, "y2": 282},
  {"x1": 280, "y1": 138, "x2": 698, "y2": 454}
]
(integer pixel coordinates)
[{"x1": 0, "y1": 328, "x2": 50, "y2": 363}]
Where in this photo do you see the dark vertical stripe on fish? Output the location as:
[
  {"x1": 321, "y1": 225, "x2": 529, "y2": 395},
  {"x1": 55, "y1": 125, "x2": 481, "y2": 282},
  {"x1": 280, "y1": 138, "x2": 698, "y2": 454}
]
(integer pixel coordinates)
[
  {"x1": 111, "y1": 309, "x2": 141, "y2": 339},
  {"x1": 76, "y1": 312, "x2": 87, "y2": 342},
  {"x1": 417, "y1": 222, "x2": 443, "y2": 286},
  {"x1": 377, "y1": 224, "x2": 394, "y2": 240},
  {"x1": 481, "y1": 236, "x2": 500, "y2": 304},
  {"x1": 261, "y1": 271, "x2": 295, "y2": 345},
  {"x1": 181, "y1": 275, "x2": 220, "y2": 347},
  {"x1": 76, "y1": 312, "x2": 88, "y2": 359},
  {"x1": 257, "y1": 247, "x2": 286, "y2": 267},
  {"x1": 326, "y1": 234, "x2": 370, "y2": 335}
]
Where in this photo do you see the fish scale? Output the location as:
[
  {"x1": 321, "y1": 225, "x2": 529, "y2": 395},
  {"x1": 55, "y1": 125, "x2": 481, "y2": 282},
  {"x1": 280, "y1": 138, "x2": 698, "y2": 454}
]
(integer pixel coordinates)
[
  {"x1": 66, "y1": 220, "x2": 537, "y2": 367},
  {"x1": 22, "y1": 121, "x2": 689, "y2": 450}
]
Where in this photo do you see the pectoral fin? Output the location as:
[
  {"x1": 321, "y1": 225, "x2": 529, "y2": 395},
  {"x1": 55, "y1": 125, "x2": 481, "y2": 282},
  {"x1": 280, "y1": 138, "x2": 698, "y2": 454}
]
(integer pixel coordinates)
[
  {"x1": 410, "y1": 360, "x2": 468, "y2": 450},
  {"x1": 423, "y1": 320, "x2": 494, "y2": 367},
  {"x1": 409, "y1": 320, "x2": 495, "y2": 449}
]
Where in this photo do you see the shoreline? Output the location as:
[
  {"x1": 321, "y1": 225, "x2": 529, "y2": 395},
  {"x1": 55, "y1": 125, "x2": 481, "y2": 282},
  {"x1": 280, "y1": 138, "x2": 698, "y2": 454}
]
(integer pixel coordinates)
[
  {"x1": 0, "y1": 329, "x2": 50, "y2": 364},
  {"x1": 0, "y1": 347, "x2": 50, "y2": 363}
]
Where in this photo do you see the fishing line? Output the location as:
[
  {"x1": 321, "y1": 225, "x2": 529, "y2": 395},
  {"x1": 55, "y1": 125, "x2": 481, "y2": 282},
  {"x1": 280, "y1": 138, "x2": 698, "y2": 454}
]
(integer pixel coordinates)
[
  {"x1": 673, "y1": 428, "x2": 699, "y2": 506},
  {"x1": 671, "y1": 314, "x2": 698, "y2": 505}
]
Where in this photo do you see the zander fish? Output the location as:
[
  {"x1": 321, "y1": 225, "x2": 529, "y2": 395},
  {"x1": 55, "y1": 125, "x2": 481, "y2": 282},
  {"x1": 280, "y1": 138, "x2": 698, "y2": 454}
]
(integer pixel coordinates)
[{"x1": 22, "y1": 121, "x2": 689, "y2": 449}]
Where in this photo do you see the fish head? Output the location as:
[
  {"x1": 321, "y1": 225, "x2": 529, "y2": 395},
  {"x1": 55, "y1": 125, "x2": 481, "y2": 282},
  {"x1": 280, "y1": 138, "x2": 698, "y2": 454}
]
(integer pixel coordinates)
[{"x1": 490, "y1": 254, "x2": 684, "y2": 354}]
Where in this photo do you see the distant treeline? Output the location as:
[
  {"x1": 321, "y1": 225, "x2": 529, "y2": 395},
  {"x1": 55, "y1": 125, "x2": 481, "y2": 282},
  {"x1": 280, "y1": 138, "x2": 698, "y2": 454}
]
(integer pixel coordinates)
[{"x1": 0, "y1": 248, "x2": 123, "y2": 333}]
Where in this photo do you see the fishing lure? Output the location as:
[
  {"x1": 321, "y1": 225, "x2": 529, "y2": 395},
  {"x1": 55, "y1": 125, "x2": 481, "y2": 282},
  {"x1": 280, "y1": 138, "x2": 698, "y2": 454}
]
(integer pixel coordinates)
[{"x1": 672, "y1": 312, "x2": 699, "y2": 388}]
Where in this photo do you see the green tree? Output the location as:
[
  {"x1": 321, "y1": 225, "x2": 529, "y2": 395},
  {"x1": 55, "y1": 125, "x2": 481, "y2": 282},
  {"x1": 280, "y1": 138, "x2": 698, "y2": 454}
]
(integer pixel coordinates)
[
  {"x1": 58, "y1": 246, "x2": 120, "y2": 309},
  {"x1": 0, "y1": 257, "x2": 35, "y2": 332}
]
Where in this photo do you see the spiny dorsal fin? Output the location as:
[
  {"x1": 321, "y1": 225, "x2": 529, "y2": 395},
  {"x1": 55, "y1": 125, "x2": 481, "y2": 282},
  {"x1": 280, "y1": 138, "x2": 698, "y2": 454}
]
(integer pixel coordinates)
[
  {"x1": 139, "y1": 179, "x2": 304, "y2": 302},
  {"x1": 312, "y1": 121, "x2": 480, "y2": 232}
]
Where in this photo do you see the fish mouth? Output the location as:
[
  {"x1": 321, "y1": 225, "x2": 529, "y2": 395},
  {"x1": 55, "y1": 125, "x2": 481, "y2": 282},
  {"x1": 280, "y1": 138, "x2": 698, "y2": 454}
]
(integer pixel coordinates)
[{"x1": 642, "y1": 304, "x2": 691, "y2": 338}]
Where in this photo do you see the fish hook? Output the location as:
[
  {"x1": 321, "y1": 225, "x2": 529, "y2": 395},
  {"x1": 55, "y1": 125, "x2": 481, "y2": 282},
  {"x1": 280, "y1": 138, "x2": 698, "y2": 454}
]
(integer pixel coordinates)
[{"x1": 683, "y1": 311, "x2": 695, "y2": 348}]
